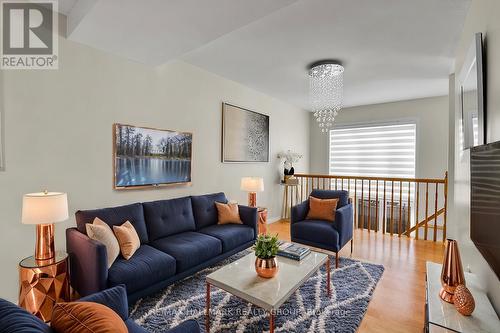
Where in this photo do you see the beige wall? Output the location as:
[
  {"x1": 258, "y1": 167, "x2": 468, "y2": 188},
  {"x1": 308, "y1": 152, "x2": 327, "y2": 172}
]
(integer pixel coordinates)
[
  {"x1": 309, "y1": 96, "x2": 449, "y2": 179},
  {"x1": 449, "y1": 0, "x2": 500, "y2": 314},
  {"x1": 0, "y1": 36, "x2": 309, "y2": 302}
]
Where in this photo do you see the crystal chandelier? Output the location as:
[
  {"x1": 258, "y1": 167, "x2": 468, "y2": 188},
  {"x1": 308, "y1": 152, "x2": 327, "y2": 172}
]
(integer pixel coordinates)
[{"x1": 309, "y1": 61, "x2": 344, "y2": 133}]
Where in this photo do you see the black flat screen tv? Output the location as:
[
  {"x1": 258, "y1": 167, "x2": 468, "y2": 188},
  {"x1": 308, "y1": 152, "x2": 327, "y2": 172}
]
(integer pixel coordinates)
[{"x1": 470, "y1": 141, "x2": 500, "y2": 280}]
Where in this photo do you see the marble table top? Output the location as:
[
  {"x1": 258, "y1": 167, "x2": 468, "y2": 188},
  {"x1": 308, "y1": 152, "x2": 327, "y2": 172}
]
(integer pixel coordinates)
[{"x1": 207, "y1": 251, "x2": 328, "y2": 311}]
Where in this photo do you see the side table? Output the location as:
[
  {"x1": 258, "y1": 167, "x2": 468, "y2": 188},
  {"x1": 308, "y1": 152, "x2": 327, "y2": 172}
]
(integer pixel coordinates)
[
  {"x1": 257, "y1": 207, "x2": 268, "y2": 235},
  {"x1": 280, "y1": 183, "x2": 300, "y2": 220},
  {"x1": 18, "y1": 251, "x2": 70, "y2": 322}
]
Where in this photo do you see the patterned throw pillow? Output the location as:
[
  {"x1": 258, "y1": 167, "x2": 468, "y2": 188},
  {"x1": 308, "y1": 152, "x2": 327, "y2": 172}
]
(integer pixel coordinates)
[
  {"x1": 113, "y1": 221, "x2": 140, "y2": 260},
  {"x1": 215, "y1": 202, "x2": 243, "y2": 225},
  {"x1": 306, "y1": 196, "x2": 339, "y2": 222},
  {"x1": 51, "y1": 301, "x2": 127, "y2": 333},
  {"x1": 86, "y1": 217, "x2": 120, "y2": 268}
]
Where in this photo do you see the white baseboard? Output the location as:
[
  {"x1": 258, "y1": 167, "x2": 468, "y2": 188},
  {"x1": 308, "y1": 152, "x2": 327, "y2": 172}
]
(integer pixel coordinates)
[{"x1": 267, "y1": 216, "x2": 281, "y2": 224}]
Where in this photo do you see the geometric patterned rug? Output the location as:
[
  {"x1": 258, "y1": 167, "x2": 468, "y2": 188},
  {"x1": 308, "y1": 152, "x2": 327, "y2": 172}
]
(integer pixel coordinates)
[{"x1": 130, "y1": 250, "x2": 384, "y2": 333}]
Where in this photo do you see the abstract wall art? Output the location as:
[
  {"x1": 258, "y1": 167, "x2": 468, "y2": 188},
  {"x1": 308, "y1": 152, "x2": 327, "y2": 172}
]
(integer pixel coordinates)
[
  {"x1": 113, "y1": 124, "x2": 192, "y2": 189},
  {"x1": 222, "y1": 103, "x2": 269, "y2": 163}
]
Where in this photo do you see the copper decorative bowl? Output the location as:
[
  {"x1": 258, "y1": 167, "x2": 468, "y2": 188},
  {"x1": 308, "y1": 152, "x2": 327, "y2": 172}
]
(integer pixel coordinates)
[{"x1": 255, "y1": 257, "x2": 278, "y2": 278}]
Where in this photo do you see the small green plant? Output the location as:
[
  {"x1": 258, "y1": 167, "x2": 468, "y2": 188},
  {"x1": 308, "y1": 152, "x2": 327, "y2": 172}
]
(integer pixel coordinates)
[{"x1": 254, "y1": 234, "x2": 280, "y2": 259}]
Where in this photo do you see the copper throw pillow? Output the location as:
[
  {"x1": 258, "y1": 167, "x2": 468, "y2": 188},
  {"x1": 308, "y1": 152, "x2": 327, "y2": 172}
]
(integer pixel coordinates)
[
  {"x1": 215, "y1": 202, "x2": 243, "y2": 225},
  {"x1": 51, "y1": 301, "x2": 128, "y2": 333},
  {"x1": 306, "y1": 196, "x2": 339, "y2": 222},
  {"x1": 113, "y1": 221, "x2": 141, "y2": 260}
]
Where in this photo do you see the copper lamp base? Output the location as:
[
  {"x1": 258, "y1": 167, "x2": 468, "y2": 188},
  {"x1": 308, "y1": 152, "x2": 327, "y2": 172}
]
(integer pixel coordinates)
[
  {"x1": 35, "y1": 223, "x2": 55, "y2": 263},
  {"x1": 248, "y1": 192, "x2": 257, "y2": 207}
]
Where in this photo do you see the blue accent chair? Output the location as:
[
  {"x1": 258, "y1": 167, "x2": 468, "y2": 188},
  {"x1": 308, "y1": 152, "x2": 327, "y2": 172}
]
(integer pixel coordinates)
[
  {"x1": 291, "y1": 189, "x2": 354, "y2": 268},
  {"x1": 0, "y1": 285, "x2": 201, "y2": 333},
  {"x1": 67, "y1": 192, "x2": 257, "y2": 303}
]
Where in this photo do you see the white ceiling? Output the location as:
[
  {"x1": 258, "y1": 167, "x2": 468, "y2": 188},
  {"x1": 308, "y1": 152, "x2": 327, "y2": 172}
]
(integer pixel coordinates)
[
  {"x1": 65, "y1": 0, "x2": 297, "y2": 67},
  {"x1": 64, "y1": 0, "x2": 470, "y2": 109}
]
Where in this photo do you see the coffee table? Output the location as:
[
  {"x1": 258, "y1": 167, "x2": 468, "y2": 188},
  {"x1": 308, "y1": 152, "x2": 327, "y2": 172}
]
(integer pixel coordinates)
[{"x1": 205, "y1": 250, "x2": 330, "y2": 333}]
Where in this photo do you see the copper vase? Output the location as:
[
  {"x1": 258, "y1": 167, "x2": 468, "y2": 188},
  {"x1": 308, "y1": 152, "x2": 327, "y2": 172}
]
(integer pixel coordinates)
[
  {"x1": 440, "y1": 239, "x2": 465, "y2": 303},
  {"x1": 255, "y1": 257, "x2": 278, "y2": 278}
]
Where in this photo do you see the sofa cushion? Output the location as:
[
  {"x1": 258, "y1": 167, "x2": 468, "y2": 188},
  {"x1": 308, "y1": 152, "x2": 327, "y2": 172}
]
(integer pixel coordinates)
[
  {"x1": 143, "y1": 197, "x2": 196, "y2": 241},
  {"x1": 191, "y1": 192, "x2": 228, "y2": 229},
  {"x1": 291, "y1": 220, "x2": 340, "y2": 251},
  {"x1": 151, "y1": 232, "x2": 222, "y2": 272},
  {"x1": 75, "y1": 203, "x2": 148, "y2": 244},
  {"x1": 198, "y1": 224, "x2": 254, "y2": 252},
  {"x1": 310, "y1": 190, "x2": 349, "y2": 208},
  {"x1": 108, "y1": 245, "x2": 176, "y2": 294},
  {"x1": 0, "y1": 299, "x2": 54, "y2": 333}
]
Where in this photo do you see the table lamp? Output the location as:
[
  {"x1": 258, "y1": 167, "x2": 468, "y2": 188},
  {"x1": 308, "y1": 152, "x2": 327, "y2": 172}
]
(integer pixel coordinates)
[
  {"x1": 241, "y1": 177, "x2": 264, "y2": 207},
  {"x1": 22, "y1": 191, "x2": 68, "y2": 262}
]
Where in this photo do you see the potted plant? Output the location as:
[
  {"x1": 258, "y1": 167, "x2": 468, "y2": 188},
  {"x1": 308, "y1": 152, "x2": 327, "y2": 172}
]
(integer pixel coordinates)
[{"x1": 254, "y1": 234, "x2": 280, "y2": 278}]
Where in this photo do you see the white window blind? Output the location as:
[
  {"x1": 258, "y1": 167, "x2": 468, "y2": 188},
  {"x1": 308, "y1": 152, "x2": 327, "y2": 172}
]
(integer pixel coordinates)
[{"x1": 329, "y1": 123, "x2": 416, "y2": 179}]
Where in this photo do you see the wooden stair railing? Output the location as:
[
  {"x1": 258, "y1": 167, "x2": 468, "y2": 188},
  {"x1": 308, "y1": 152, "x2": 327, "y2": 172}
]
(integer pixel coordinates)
[{"x1": 292, "y1": 172, "x2": 448, "y2": 242}]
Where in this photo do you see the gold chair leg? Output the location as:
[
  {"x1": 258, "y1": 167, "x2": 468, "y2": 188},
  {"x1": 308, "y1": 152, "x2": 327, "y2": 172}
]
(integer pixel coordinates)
[{"x1": 335, "y1": 252, "x2": 339, "y2": 268}]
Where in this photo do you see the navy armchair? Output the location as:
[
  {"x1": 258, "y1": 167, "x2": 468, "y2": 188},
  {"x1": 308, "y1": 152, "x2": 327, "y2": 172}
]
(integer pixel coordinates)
[{"x1": 291, "y1": 189, "x2": 354, "y2": 268}]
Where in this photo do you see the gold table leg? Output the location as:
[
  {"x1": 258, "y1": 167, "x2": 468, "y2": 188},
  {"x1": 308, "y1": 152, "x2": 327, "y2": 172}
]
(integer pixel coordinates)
[
  {"x1": 284, "y1": 186, "x2": 289, "y2": 219},
  {"x1": 206, "y1": 282, "x2": 210, "y2": 332},
  {"x1": 326, "y1": 257, "x2": 331, "y2": 297}
]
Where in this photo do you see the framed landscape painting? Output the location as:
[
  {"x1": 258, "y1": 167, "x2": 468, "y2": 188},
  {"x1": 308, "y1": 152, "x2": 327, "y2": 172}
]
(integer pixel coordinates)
[
  {"x1": 222, "y1": 103, "x2": 270, "y2": 163},
  {"x1": 113, "y1": 124, "x2": 192, "y2": 189}
]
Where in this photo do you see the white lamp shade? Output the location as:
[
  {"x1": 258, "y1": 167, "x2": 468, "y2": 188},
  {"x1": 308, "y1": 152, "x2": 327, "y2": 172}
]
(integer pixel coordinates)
[
  {"x1": 22, "y1": 192, "x2": 68, "y2": 225},
  {"x1": 240, "y1": 177, "x2": 264, "y2": 192}
]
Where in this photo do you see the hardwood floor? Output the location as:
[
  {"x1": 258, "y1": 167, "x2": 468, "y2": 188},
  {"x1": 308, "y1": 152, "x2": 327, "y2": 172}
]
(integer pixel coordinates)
[{"x1": 267, "y1": 220, "x2": 445, "y2": 333}]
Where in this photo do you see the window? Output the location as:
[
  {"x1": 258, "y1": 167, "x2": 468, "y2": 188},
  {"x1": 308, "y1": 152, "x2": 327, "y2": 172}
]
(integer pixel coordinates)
[{"x1": 329, "y1": 123, "x2": 416, "y2": 179}]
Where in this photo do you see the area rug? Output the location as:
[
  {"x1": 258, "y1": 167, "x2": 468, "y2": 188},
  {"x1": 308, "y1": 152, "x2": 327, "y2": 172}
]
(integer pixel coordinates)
[{"x1": 130, "y1": 251, "x2": 384, "y2": 333}]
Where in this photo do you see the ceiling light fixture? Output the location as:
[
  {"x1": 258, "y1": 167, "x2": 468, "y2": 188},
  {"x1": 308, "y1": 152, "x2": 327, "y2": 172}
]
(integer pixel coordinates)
[{"x1": 308, "y1": 60, "x2": 344, "y2": 133}]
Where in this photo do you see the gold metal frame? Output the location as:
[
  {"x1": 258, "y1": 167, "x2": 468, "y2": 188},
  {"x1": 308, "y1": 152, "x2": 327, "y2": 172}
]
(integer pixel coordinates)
[{"x1": 113, "y1": 123, "x2": 193, "y2": 190}]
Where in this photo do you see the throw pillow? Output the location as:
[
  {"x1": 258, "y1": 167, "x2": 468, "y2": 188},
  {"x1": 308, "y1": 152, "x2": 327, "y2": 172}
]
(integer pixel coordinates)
[
  {"x1": 86, "y1": 217, "x2": 120, "y2": 268},
  {"x1": 306, "y1": 196, "x2": 339, "y2": 222},
  {"x1": 113, "y1": 221, "x2": 140, "y2": 260},
  {"x1": 51, "y1": 301, "x2": 127, "y2": 333},
  {"x1": 215, "y1": 202, "x2": 243, "y2": 225}
]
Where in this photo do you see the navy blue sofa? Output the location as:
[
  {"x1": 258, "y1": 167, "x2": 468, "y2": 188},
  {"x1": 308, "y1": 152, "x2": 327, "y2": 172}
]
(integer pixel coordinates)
[
  {"x1": 67, "y1": 192, "x2": 257, "y2": 303},
  {"x1": 0, "y1": 285, "x2": 200, "y2": 333},
  {"x1": 291, "y1": 190, "x2": 353, "y2": 268}
]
